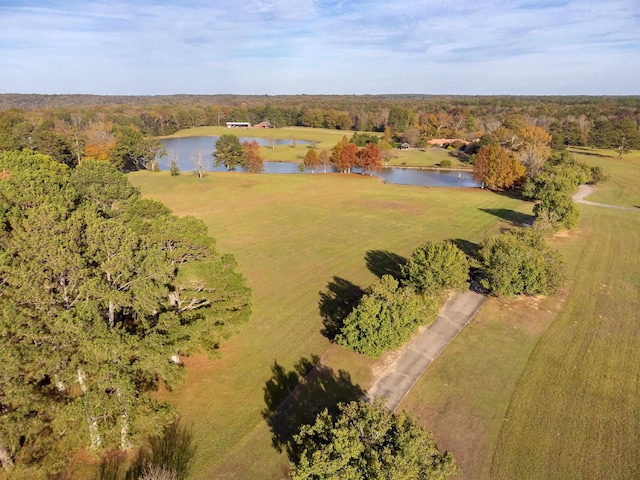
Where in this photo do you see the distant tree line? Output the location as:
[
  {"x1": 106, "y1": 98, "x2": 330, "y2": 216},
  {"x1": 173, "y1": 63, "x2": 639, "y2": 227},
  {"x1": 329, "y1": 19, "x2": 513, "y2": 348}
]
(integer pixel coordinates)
[{"x1": 0, "y1": 95, "x2": 638, "y2": 155}]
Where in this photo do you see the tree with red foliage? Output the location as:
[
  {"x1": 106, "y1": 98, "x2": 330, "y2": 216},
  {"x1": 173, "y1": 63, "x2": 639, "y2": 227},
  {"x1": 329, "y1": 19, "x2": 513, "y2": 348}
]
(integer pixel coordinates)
[{"x1": 357, "y1": 143, "x2": 383, "y2": 175}]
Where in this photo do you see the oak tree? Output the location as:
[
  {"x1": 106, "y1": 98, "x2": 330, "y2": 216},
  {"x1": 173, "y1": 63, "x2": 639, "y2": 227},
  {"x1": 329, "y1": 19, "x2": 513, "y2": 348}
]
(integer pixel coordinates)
[
  {"x1": 291, "y1": 398, "x2": 457, "y2": 480},
  {"x1": 401, "y1": 240, "x2": 470, "y2": 295},
  {"x1": 336, "y1": 276, "x2": 436, "y2": 358},
  {"x1": 479, "y1": 228, "x2": 565, "y2": 297}
]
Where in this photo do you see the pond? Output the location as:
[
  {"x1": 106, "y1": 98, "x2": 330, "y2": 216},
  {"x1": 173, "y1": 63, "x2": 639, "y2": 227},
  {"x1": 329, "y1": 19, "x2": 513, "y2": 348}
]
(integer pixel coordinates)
[{"x1": 159, "y1": 136, "x2": 480, "y2": 188}]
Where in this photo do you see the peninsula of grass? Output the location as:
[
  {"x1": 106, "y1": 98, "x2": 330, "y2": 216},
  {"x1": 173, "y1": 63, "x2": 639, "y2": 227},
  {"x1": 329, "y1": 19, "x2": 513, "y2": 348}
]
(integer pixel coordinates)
[
  {"x1": 164, "y1": 125, "x2": 471, "y2": 169},
  {"x1": 129, "y1": 171, "x2": 532, "y2": 479}
]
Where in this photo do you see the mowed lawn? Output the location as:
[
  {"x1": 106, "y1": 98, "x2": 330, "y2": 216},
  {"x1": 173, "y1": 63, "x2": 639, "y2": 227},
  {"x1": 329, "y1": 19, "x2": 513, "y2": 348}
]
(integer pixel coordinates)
[
  {"x1": 129, "y1": 171, "x2": 532, "y2": 479},
  {"x1": 489, "y1": 207, "x2": 640, "y2": 479},
  {"x1": 570, "y1": 147, "x2": 640, "y2": 208},
  {"x1": 401, "y1": 152, "x2": 640, "y2": 479}
]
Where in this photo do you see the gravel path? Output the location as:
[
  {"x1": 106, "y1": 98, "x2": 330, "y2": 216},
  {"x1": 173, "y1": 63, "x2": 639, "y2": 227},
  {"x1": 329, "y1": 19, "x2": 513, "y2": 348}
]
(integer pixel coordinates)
[{"x1": 572, "y1": 184, "x2": 639, "y2": 212}]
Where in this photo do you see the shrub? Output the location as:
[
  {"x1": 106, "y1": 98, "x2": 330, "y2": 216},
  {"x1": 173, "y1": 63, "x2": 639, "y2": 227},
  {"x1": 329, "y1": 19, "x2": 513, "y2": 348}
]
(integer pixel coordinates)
[
  {"x1": 128, "y1": 419, "x2": 196, "y2": 480},
  {"x1": 479, "y1": 229, "x2": 565, "y2": 297},
  {"x1": 440, "y1": 158, "x2": 452, "y2": 168},
  {"x1": 589, "y1": 165, "x2": 610, "y2": 185},
  {"x1": 401, "y1": 240, "x2": 470, "y2": 295},
  {"x1": 336, "y1": 275, "x2": 436, "y2": 358}
]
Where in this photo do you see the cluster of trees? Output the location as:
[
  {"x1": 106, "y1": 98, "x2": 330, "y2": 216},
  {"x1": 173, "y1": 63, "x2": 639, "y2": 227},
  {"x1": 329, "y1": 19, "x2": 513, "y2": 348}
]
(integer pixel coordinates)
[
  {"x1": 290, "y1": 398, "x2": 457, "y2": 479},
  {"x1": 328, "y1": 136, "x2": 384, "y2": 174},
  {"x1": 337, "y1": 229, "x2": 566, "y2": 358},
  {"x1": 212, "y1": 134, "x2": 264, "y2": 173},
  {"x1": 471, "y1": 121, "x2": 556, "y2": 190},
  {"x1": 0, "y1": 151, "x2": 251, "y2": 476},
  {"x1": 0, "y1": 109, "x2": 166, "y2": 171},
  {"x1": 337, "y1": 241, "x2": 470, "y2": 358},
  {"x1": 523, "y1": 151, "x2": 599, "y2": 230}
]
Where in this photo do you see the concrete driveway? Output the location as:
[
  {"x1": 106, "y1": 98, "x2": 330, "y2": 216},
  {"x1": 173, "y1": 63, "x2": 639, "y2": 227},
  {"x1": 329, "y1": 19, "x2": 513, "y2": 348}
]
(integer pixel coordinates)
[{"x1": 366, "y1": 289, "x2": 486, "y2": 411}]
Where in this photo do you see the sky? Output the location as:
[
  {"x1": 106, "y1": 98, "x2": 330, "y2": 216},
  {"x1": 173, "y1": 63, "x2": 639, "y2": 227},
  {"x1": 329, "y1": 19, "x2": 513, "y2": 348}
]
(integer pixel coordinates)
[{"x1": 0, "y1": 0, "x2": 639, "y2": 95}]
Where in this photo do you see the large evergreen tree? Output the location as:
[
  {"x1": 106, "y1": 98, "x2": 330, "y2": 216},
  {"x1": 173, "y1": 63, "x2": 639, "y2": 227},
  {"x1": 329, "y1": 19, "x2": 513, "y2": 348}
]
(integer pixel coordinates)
[{"x1": 0, "y1": 151, "x2": 251, "y2": 475}]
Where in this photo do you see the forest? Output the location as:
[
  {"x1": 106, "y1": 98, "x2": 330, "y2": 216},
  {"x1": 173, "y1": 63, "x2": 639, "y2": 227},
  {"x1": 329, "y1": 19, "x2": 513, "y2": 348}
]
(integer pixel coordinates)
[{"x1": 0, "y1": 94, "x2": 638, "y2": 164}]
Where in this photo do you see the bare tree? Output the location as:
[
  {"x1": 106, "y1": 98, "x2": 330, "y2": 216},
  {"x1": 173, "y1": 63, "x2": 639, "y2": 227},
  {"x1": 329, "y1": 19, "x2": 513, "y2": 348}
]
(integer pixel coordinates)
[
  {"x1": 70, "y1": 111, "x2": 85, "y2": 165},
  {"x1": 192, "y1": 149, "x2": 206, "y2": 180}
]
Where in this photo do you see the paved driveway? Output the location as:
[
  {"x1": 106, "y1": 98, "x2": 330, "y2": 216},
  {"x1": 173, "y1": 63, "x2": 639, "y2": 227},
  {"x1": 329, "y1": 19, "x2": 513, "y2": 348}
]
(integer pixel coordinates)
[{"x1": 366, "y1": 289, "x2": 486, "y2": 411}]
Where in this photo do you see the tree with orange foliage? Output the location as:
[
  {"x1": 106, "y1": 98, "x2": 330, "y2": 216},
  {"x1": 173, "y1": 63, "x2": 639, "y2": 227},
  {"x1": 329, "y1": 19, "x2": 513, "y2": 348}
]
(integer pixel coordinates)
[
  {"x1": 473, "y1": 144, "x2": 525, "y2": 191},
  {"x1": 319, "y1": 149, "x2": 330, "y2": 173},
  {"x1": 242, "y1": 140, "x2": 263, "y2": 173},
  {"x1": 357, "y1": 143, "x2": 383, "y2": 176},
  {"x1": 330, "y1": 136, "x2": 358, "y2": 173},
  {"x1": 303, "y1": 148, "x2": 320, "y2": 173},
  {"x1": 83, "y1": 121, "x2": 116, "y2": 162}
]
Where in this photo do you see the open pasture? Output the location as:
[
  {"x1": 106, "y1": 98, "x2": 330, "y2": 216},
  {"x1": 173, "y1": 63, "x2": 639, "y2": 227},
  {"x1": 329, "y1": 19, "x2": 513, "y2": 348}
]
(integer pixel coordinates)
[{"x1": 130, "y1": 171, "x2": 531, "y2": 479}]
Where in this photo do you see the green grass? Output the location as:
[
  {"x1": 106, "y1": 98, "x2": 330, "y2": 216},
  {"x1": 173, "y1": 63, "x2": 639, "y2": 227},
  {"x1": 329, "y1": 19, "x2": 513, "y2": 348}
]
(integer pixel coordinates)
[
  {"x1": 400, "y1": 150, "x2": 640, "y2": 479},
  {"x1": 490, "y1": 208, "x2": 640, "y2": 479},
  {"x1": 129, "y1": 171, "x2": 532, "y2": 479},
  {"x1": 570, "y1": 147, "x2": 640, "y2": 208}
]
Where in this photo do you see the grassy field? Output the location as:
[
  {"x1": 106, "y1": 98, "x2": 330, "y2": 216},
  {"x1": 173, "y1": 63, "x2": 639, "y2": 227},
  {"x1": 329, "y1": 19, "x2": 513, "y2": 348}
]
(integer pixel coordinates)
[
  {"x1": 491, "y1": 207, "x2": 640, "y2": 479},
  {"x1": 570, "y1": 147, "x2": 640, "y2": 208},
  {"x1": 164, "y1": 125, "x2": 471, "y2": 169},
  {"x1": 129, "y1": 171, "x2": 532, "y2": 479},
  {"x1": 400, "y1": 152, "x2": 640, "y2": 479}
]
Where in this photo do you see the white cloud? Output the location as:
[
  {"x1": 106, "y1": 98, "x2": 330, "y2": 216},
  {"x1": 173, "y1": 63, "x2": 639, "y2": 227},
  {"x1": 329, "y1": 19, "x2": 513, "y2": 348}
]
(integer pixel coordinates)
[{"x1": 0, "y1": 0, "x2": 638, "y2": 94}]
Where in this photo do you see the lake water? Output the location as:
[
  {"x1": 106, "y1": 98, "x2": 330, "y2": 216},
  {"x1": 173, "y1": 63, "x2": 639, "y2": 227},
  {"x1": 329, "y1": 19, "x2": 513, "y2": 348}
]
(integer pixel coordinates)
[{"x1": 159, "y1": 136, "x2": 480, "y2": 188}]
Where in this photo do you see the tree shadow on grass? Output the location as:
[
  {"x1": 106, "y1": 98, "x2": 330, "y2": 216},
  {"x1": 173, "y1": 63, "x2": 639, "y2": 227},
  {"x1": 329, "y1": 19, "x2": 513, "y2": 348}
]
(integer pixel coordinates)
[
  {"x1": 451, "y1": 238, "x2": 479, "y2": 259},
  {"x1": 451, "y1": 238, "x2": 490, "y2": 295},
  {"x1": 261, "y1": 355, "x2": 364, "y2": 459},
  {"x1": 479, "y1": 207, "x2": 534, "y2": 226},
  {"x1": 364, "y1": 250, "x2": 407, "y2": 280},
  {"x1": 318, "y1": 277, "x2": 364, "y2": 340},
  {"x1": 570, "y1": 147, "x2": 615, "y2": 158}
]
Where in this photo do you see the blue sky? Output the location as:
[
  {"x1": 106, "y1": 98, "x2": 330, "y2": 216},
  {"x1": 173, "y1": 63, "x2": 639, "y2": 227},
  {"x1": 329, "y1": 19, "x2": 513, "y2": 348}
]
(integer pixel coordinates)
[{"x1": 1, "y1": 0, "x2": 639, "y2": 95}]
